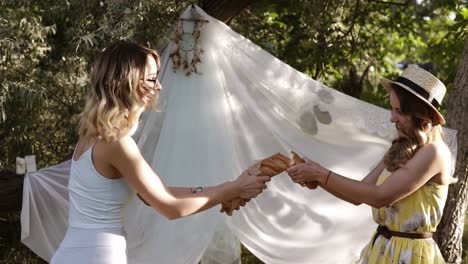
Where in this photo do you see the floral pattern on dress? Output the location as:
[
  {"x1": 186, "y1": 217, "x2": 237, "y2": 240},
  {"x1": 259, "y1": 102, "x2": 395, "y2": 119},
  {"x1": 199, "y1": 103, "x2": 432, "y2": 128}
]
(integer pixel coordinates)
[
  {"x1": 384, "y1": 205, "x2": 400, "y2": 226},
  {"x1": 401, "y1": 212, "x2": 426, "y2": 232},
  {"x1": 356, "y1": 170, "x2": 448, "y2": 264}
]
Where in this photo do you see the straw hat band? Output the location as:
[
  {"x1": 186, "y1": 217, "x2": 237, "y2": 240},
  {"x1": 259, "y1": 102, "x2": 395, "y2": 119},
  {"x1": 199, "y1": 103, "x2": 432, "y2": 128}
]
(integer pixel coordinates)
[
  {"x1": 395, "y1": 76, "x2": 440, "y2": 108},
  {"x1": 380, "y1": 64, "x2": 446, "y2": 125}
]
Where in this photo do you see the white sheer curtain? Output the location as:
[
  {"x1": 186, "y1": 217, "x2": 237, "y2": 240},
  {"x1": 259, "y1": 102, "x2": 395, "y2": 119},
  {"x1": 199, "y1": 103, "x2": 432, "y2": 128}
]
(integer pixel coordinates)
[{"x1": 21, "y1": 5, "x2": 458, "y2": 264}]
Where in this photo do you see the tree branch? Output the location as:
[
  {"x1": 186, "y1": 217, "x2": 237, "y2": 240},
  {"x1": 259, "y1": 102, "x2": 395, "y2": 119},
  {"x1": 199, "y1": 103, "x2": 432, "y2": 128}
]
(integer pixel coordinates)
[
  {"x1": 338, "y1": 0, "x2": 360, "y2": 42},
  {"x1": 368, "y1": 0, "x2": 411, "y2": 6},
  {"x1": 201, "y1": 0, "x2": 253, "y2": 24}
]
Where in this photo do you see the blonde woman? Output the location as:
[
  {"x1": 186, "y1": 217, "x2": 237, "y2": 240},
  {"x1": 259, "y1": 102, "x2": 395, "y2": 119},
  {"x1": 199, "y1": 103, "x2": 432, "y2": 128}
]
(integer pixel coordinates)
[
  {"x1": 50, "y1": 41, "x2": 270, "y2": 264},
  {"x1": 287, "y1": 65, "x2": 452, "y2": 263}
]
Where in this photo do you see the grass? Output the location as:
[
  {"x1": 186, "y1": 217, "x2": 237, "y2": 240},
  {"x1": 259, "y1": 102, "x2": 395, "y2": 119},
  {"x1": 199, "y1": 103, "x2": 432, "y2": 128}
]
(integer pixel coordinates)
[
  {"x1": 241, "y1": 244, "x2": 264, "y2": 264},
  {"x1": 1, "y1": 211, "x2": 467, "y2": 264},
  {"x1": 0, "y1": 212, "x2": 264, "y2": 264}
]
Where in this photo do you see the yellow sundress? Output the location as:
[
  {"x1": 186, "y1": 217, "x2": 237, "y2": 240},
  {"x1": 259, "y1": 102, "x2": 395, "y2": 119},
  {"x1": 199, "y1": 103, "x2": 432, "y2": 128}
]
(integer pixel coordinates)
[{"x1": 357, "y1": 170, "x2": 448, "y2": 264}]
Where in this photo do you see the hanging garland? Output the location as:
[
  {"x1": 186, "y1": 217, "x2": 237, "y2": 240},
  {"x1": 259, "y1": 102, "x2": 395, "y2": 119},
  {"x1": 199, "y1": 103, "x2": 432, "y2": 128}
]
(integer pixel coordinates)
[{"x1": 169, "y1": 17, "x2": 208, "y2": 76}]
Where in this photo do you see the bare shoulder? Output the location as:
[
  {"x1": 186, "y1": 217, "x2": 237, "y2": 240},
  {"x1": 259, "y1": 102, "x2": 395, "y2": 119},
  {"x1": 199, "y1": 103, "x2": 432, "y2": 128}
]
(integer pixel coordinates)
[
  {"x1": 411, "y1": 143, "x2": 438, "y2": 163},
  {"x1": 403, "y1": 142, "x2": 447, "y2": 174},
  {"x1": 416, "y1": 140, "x2": 450, "y2": 158},
  {"x1": 107, "y1": 135, "x2": 140, "y2": 159},
  {"x1": 91, "y1": 136, "x2": 139, "y2": 163},
  {"x1": 414, "y1": 141, "x2": 452, "y2": 185},
  {"x1": 105, "y1": 135, "x2": 151, "y2": 182},
  {"x1": 425, "y1": 140, "x2": 451, "y2": 164},
  {"x1": 434, "y1": 140, "x2": 453, "y2": 180}
]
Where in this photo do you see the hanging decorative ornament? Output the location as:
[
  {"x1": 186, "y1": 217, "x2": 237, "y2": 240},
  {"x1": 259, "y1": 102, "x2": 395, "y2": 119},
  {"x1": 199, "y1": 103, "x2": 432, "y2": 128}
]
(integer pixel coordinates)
[
  {"x1": 169, "y1": 10, "x2": 208, "y2": 76},
  {"x1": 179, "y1": 32, "x2": 195, "y2": 52}
]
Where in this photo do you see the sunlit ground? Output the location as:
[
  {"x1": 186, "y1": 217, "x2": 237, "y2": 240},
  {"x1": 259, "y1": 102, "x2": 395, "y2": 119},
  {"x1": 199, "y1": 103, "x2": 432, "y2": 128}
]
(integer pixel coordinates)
[{"x1": 1, "y1": 211, "x2": 467, "y2": 264}]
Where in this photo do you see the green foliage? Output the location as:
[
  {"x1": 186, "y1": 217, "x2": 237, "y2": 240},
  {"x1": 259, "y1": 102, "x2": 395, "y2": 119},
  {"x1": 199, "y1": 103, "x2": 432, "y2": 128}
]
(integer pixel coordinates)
[
  {"x1": 0, "y1": 0, "x2": 192, "y2": 169},
  {"x1": 0, "y1": 2, "x2": 188, "y2": 261},
  {"x1": 231, "y1": 0, "x2": 467, "y2": 109},
  {"x1": 241, "y1": 244, "x2": 264, "y2": 264},
  {"x1": 0, "y1": 4, "x2": 57, "y2": 168},
  {"x1": 1, "y1": 0, "x2": 465, "y2": 181}
]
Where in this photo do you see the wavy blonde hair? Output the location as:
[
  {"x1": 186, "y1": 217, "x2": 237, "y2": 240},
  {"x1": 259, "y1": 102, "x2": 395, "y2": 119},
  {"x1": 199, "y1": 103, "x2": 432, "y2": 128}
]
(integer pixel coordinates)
[
  {"x1": 78, "y1": 41, "x2": 160, "y2": 142},
  {"x1": 384, "y1": 84, "x2": 444, "y2": 172}
]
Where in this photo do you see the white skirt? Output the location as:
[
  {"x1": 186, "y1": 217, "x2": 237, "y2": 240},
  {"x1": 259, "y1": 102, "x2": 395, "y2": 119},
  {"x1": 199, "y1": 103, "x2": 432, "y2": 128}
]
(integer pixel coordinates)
[{"x1": 50, "y1": 227, "x2": 127, "y2": 264}]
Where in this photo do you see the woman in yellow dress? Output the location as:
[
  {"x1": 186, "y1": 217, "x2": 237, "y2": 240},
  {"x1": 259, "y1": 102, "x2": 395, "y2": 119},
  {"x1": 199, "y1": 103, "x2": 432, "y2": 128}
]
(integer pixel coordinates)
[{"x1": 287, "y1": 64, "x2": 452, "y2": 264}]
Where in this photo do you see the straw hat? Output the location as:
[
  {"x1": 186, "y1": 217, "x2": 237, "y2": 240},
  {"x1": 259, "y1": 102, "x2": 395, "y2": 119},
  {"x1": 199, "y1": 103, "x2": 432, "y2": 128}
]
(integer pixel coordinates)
[{"x1": 380, "y1": 64, "x2": 446, "y2": 125}]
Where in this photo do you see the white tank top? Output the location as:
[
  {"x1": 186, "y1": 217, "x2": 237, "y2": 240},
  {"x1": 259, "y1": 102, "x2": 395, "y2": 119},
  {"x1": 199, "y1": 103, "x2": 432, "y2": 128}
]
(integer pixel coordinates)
[{"x1": 68, "y1": 145, "x2": 133, "y2": 228}]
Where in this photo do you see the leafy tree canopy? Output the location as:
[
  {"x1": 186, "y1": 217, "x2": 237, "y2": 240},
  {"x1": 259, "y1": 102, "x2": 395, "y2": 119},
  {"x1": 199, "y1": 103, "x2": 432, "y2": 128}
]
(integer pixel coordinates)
[{"x1": 0, "y1": 0, "x2": 466, "y2": 169}]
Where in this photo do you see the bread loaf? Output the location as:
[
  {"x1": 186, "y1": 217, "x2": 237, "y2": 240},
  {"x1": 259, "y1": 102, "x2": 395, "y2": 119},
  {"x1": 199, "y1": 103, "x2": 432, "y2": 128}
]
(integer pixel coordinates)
[
  {"x1": 258, "y1": 153, "x2": 291, "y2": 177},
  {"x1": 221, "y1": 153, "x2": 292, "y2": 215}
]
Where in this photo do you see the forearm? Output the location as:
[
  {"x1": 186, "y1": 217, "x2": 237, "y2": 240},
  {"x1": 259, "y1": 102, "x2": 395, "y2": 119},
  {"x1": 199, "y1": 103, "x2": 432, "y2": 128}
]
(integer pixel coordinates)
[
  {"x1": 319, "y1": 183, "x2": 362, "y2": 205},
  {"x1": 167, "y1": 186, "x2": 203, "y2": 196},
  {"x1": 138, "y1": 186, "x2": 203, "y2": 205},
  {"x1": 320, "y1": 162, "x2": 385, "y2": 205},
  {"x1": 165, "y1": 181, "x2": 239, "y2": 219},
  {"x1": 167, "y1": 184, "x2": 233, "y2": 199},
  {"x1": 324, "y1": 172, "x2": 382, "y2": 208}
]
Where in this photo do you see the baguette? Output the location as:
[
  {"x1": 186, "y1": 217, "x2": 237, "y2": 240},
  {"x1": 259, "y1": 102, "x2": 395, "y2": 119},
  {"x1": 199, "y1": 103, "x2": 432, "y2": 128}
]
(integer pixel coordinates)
[{"x1": 221, "y1": 153, "x2": 291, "y2": 215}]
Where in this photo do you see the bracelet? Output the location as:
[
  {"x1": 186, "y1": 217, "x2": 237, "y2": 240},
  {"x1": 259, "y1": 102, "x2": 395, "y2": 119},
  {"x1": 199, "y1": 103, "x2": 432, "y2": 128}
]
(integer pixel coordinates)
[
  {"x1": 325, "y1": 170, "x2": 332, "y2": 185},
  {"x1": 191, "y1": 186, "x2": 203, "y2": 194}
]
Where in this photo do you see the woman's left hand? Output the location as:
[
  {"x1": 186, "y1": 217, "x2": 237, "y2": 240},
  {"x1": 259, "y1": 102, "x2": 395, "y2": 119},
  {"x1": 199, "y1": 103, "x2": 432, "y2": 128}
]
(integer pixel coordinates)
[
  {"x1": 220, "y1": 198, "x2": 250, "y2": 215},
  {"x1": 286, "y1": 157, "x2": 328, "y2": 185}
]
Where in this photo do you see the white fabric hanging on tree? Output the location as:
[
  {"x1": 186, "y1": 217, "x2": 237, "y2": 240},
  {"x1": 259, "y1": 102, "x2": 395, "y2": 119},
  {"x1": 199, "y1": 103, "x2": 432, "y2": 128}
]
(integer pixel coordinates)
[{"x1": 21, "y1": 5, "x2": 458, "y2": 264}]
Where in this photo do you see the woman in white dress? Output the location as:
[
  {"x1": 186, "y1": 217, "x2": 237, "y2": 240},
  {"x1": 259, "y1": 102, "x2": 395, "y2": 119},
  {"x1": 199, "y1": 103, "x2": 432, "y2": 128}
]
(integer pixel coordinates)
[{"x1": 50, "y1": 41, "x2": 270, "y2": 264}]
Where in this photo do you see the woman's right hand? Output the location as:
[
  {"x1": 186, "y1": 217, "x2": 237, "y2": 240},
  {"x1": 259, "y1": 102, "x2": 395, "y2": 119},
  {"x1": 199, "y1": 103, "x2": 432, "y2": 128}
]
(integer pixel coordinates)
[
  {"x1": 286, "y1": 157, "x2": 329, "y2": 186},
  {"x1": 234, "y1": 170, "x2": 271, "y2": 199}
]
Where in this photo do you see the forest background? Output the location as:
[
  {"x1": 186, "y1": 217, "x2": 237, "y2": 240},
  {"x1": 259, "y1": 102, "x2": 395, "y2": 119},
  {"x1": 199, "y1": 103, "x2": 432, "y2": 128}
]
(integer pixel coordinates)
[{"x1": 1, "y1": 0, "x2": 467, "y2": 263}]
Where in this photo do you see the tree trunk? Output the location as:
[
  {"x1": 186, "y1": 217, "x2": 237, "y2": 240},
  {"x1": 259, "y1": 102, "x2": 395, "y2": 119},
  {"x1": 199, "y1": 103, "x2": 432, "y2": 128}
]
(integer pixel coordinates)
[
  {"x1": 434, "y1": 36, "x2": 468, "y2": 264},
  {"x1": 200, "y1": 0, "x2": 253, "y2": 24}
]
